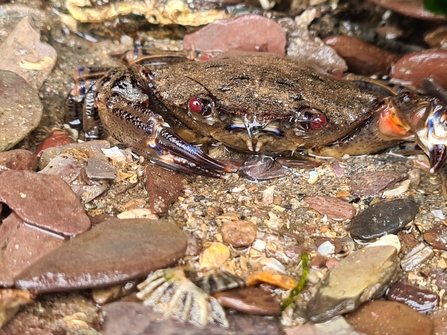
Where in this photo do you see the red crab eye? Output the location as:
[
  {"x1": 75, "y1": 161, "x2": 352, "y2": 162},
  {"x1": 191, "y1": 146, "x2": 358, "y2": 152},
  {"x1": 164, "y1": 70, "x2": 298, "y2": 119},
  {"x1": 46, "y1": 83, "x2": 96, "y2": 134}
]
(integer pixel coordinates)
[
  {"x1": 188, "y1": 97, "x2": 203, "y2": 114},
  {"x1": 309, "y1": 113, "x2": 327, "y2": 129}
]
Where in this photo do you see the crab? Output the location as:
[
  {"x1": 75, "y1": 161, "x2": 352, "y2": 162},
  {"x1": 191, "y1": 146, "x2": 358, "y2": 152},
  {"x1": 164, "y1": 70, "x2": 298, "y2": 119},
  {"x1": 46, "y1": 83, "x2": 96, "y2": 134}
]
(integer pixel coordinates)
[{"x1": 65, "y1": 51, "x2": 447, "y2": 178}]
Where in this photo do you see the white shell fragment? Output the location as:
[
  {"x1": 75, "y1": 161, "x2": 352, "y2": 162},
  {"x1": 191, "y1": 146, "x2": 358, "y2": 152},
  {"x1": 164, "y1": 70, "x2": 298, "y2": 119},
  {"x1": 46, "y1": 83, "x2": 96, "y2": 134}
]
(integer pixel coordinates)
[{"x1": 137, "y1": 268, "x2": 229, "y2": 328}]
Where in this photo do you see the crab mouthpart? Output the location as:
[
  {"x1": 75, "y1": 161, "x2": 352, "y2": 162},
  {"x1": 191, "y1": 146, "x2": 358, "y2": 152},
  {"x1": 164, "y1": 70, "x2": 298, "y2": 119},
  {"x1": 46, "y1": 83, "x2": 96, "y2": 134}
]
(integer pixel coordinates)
[{"x1": 377, "y1": 101, "x2": 412, "y2": 139}]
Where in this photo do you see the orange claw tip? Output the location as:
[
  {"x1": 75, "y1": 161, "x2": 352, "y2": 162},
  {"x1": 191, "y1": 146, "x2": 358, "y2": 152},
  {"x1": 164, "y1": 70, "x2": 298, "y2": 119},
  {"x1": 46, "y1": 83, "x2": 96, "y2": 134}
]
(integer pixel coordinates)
[{"x1": 378, "y1": 103, "x2": 412, "y2": 138}]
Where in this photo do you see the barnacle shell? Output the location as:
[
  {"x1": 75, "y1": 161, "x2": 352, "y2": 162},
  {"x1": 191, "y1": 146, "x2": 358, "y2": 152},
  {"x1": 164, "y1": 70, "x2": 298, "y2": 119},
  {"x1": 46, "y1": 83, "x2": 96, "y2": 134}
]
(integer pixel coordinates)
[{"x1": 137, "y1": 268, "x2": 229, "y2": 328}]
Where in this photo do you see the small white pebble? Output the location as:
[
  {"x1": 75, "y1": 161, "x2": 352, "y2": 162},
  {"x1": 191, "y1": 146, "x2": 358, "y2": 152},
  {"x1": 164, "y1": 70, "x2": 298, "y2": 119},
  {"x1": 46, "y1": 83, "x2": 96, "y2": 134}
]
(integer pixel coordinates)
[{"x1": 308, "y1": 170, "x2": 319, "y2": 184}]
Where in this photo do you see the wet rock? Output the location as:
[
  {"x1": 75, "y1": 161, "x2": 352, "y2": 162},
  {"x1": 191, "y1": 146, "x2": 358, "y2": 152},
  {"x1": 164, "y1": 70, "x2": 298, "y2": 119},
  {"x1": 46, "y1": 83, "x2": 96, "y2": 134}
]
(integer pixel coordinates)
[
  {"x1": 431, "y1": 310, "x2": 447, "y2": 335},
  {"x1": 306, "y1": 246, "x2": 399, "y2": 322},
  {"x1": 183, "y1": 14, "x2": 286, "y2": 56},
  {"x1": 239, "y1": 156, "x2": 288, "y2": 180},
  {"x1": 345, "y1": 300, "x2": 434, "y2": 335},
  {"x1": 35, "y1": 130, "x2": 72, "y2": 158},
  {"x1": 14, "y1": 219, "x2": 187, "y2": 293},
  {"x1": 401, "y1": 243, "x2": 434, "y2": 271},
  {"x1": 213, "y1": 286, "x2": 281, "y2": 315},
  {"x1": 0, "y1": 170, "x2": 91, "y2": 236},
  {"x1": 0, "y1": 149, "x2": 36, "y2": 173},
  {"x1": 39, "y1": 154, "x2": 82, "y2": 184},
  {"x1": 0, "y1": 16, "x2": 56, "y2": 90},
  {"x1": 424, "y1": 224, "x2": 447, "y2": 251},
  {"x1": 386, "y1": 282, "x2": 439, "y2": 312},
  {"x1": 391, "y1": 49, "x2": 447, "y2": 90},
  {"x1": 85, "y1": 157, "x2": 116, "y2": 180},
  {"x1": 350, "y1": 198, "x2": 419, "y2": 240},
  {"x1": 0, "y1": 213, "x2": 65, "y2": 286},
  {"x1": 286, "y1": 316, "x2": 367, "y2": 335},
  {"x1": 304, "y1": 196, "x2": 356, "y2": 221},
  {"x1": 369, "y1": 0, "x2": 447, "y2": 21},
  {"x1": 145, "y1": 163, "x2": 185, "y2": 214},
  {"x1": 0, "y1": 70, "x2": 42, "y2": 152},
  {"x1": 199, "y1": 242, "x2": 230, "y2": 269},
  {"x1": 425, "y1": 26, "x2": 447, "y2": 48},
  {"x1": 350, "y1": 170, "x2": 406, "y2": 196},
  {"x1": 0, "y1": 289, "x2": 32, "y2": 328},
  {"x1": 221, "y1": 219, "x2": 257, "y2": 247},
  {"x1": 102, "y1": 301, "x2": 281, "y2": 335},
  {"x1": 324, "y1": 35, "x2": 398, "y2": 75}
]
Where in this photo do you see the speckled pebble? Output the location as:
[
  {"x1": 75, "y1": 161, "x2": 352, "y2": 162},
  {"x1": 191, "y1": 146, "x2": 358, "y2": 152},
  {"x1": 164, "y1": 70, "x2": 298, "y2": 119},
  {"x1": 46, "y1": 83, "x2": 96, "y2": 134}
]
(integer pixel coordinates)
[
  {"x1": 35, "y1": 130, "x2": 72, "y2": 158},
  {"x1": 221, "y1": 219, "x2": 257, "y2": 247},
  {"x1": 199, "y1": 242, "x2": 230, "y2": 269},
  {"x1": 424, "y1": 224, "x2": 447, "y2": 251},
  {"x1": 0, "y1": 149, "x2": 36, "y2": 173},
  {"x1": 386, "y1": 282, "x2": 439, "y2": 312},
  {"x1": 304, "y1": 196, "x2": 356, "y2": 221},
  {"x1": 84, "y1": 157, "x2": 116, "y2": 180},
  {"x1": 369, "y1": 0, "x2": 447, "y2": 21},
  {"x1": 350, "y1": 171, "x2": 406, "y2": 196}
]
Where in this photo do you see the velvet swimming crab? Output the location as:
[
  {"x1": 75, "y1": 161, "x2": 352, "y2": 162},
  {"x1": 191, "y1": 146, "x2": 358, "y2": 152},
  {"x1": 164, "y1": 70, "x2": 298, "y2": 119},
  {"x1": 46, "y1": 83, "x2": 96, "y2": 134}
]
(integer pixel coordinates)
[{"x1": 65, "y1": 52, "x2": 447, "y2": 178}]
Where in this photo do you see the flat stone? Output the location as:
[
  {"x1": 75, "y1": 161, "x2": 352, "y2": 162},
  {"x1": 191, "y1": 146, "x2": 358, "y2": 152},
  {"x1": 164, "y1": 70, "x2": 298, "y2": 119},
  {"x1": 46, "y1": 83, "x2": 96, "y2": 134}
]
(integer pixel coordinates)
[
  {"x1": 0, "y1": 149, "x2": 36, "y2": 173},
  {"x1": 286, "y1": 316, "x2": 367, "y2": 335},
  {"x1": 0, "y1": 70, "x2": 42, "y2": 152},
  {"x1": 35, "y1": 130, "x2": 72, "y2": 158},
  {"x1": 0, "y1": 213, "x2": 65, "y2": 286},
  {"x1": 350, "y1": 171, "x2": 406, "y2": 196},
  {"x1": 386, "y1": 282, "x2": 439, "y2": 312},
  {"x1": 0, "y1": 170, "x2": 91, "y2": 236},
  {"x1": 183, "y1": 14, "x2": 286, "y2": 56},
  {"x1": 350, "y1": 198, "x2": 419, "y2": 240},
  {"x1": 306, "y1": 246, "x2": 399, "y2": 322},
  {"x1": 401, "y1": 243, "x2": 434, "y2": 271},
  {"x1": 102, "y1": 301, "x2": 281, "y2": 335},
  {"x1": 14, "y1": 219, "x2": 187, "y2": 293},
  {"x1": 424, "y1": 224, "x2": 447, "y2": 251},
  {"x1": 304, "y1": 196, "x2": 356, "y2": 221},
  {"x1": 369, "y1": 0, "x2": 446, "y2": 21},
  {"x1": 0, "y1": 289, "x2": 32, "y2": 328},
  {"x1": 85, "y1": 157, "x2": 116, "y2": 180},
  {"x1": 345, "y1": 300, "x2": 434, "y2": 335},
  {"x1": 221, "y1": 219, "x2": 257, "y2": 247}
]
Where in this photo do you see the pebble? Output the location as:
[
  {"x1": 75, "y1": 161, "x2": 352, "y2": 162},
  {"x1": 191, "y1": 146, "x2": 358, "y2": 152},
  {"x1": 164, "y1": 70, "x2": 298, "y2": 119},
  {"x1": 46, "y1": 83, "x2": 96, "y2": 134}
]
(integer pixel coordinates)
[
  {"x1": 430, "y1": 267, "x2": 447, "y2": 291},
  {"x1": 425, "y1": 26, "x2": 447, "y2": 48},
  {"x1": 304, "y1": 196, "x2": 356, "y2": 221},
  {"x1": 199, "y1": 242, "x2": 230, "y2": 269},
  {"x1": 183, "y1": 14, "x2": 286, "y2": 56},
  {"x1": 286, "y1": 316, "x2": 366, "y2": 335},
  {"x1": 145, "y1": 163, "x2": 185, "y2": 214},
  {"x1": 350, "y1": 171, "x2": 406, "y2": 196},
  {"x1": 0, "y1": 289, "x2": 32, "y2": 328},
  {"x1": 306, "y1": 246, "x2": 399, "y2": 322},
  {"x1": 14, "y1": 218, "x2": 187, "y2": 293},
  {"x1": 39, "y1": 154, "x2": 82, "y2": 184},
  {"x1": 350, "y1": 198, "x2": 419, "y2": 240},
  {"x1": 424, "y1": 224, "x2": 447, "y2": 251},
  {"x1": 390, "y1": 49, "x2": 447, "y2": 90},
  {"x1": 213, "y1": 286, "x2": 281, "y2": 315},
  {"x1": 84, "y1": 157, "x2": 116, "y2": 180},
  {"x1": 221, "y1": 219, "x2": 257, "y2": 247},
  {"x1": 0, "y1": 149, "x2": 36, "y2": 173},
  {"x1": 0, "y1": 170, "x2": 91, "y2": 236},
  {"x1": 324, "y1": 35, "x2": 398, "y2": 75},
  {"x1": 0, "y1": 213, "x2": 64, "y2": 286},
  {"x1": 369, "y1": 0, "x2": 447, "y2": 21},
  {"x1": 0, "y1": 70, "x2": 43, "y2": 152},
  {"x1": 35, "y1": 130, "x2": 72, "y2": 158},
  {"x1": 430, "y1": 310, "x2": 447, "y2": 335},
  {"x1": 367, "y1": 234, "x2": 401, "y2": 253},
  {"x1": 102, "y1": 301, "x2": 282, "y2": 335},
  {"x1": 401, "y1": 243, "x2": 434, "y2": 271},
  {"x1": 345, "y1": 300, "x2": 434, "y2": 335},
  {"x1": 0, "y1": 16, "x2": 57, "y2": 90},
  {"x1": 386, "y1": 282, "x2": 439, "y2": 312}
]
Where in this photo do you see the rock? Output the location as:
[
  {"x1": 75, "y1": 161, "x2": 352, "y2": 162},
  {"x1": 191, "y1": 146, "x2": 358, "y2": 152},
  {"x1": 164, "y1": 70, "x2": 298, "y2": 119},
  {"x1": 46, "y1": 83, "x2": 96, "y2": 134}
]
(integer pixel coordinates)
[
  {"x1": 345, "y1": 300, "x2": 434, "y2": 335},
  {"x1": 39, "y1": 154, "x2": 82, "y2": 184},
  {"x1": 0, "y1": 71, "x2": 42, "y2": 152},
  {"x1": 430, "y1": 267, "x2": 447, "y2": 291},
  {"x1": 144, "y1": 163, "x2": 185, "y2": 214},
  {"x1": 425, "y1": 26, "x2": 447, "y2": 48},
  {"x1": 0, "y1": 149, "x2": 36, "y2": 173},
  {"x1": 183, "y1": 14, "x2": 286, "y2": 56},
  {"x1": 430, "y1": 310, "x2": 447, "y2": 335},
  {"x1": 324, "y1": 35, "x2": 398, "y2": 75},
  {"x1": 0, "y1": 16, "x2": 57, "y2": 89},
  {"x1": 369, "y1": 0, "x2": 446, "y2": 21},
  {"x1": 84, "y1": 157, "x2": 116, "y2": 180},
  {"x1": 14, "y1": 219, "x2": 187, "y2": 293},
  {"x1": 306, "y1": 246, "x2": 399, "y2": 322},
  {"x1": 0, "y1": 213, "x2": 65, "y2": 286},
  {"x1": 0, "y1": 170, "x2": 91, "y2": 236},
  {"x1": 213, "y1": 286, "x2": 281, "y2": 315},
  {"x1": 102, "y1": 301, "x2": 282, "y2": 335},
  {"x1": 386, "y1": 282, "x2": 439, "y2": 312},
  {"x1": 350, "y1": 170, "x2": 406, "y2": 196},
  {"x1": 304, "y1": 196, "x2": 356, "y2": 221},
  {"x1": 401, "y1": 243, "x2": 434, "y2": 271},
  {"x1": 391, "y1": 49, "x2": 447, "y2": 90},
  {"x1": 199, "y1": 242, "x2": 230, "y2": 269},
  {"x1": 221, "y1": 219, "x2": 257, "y2": 247},
  {"x1": 424, "y1": 224, "x2": 447, "y2": 251},
  {"x1": 286, "y1": 316, "x2": 367, "y2": 335},
  {"x1": 35, "y1": 130, "x2": 72, "y2": 158},
  {"x1": 0, "y1": 289, "x2": 32, "y2": 328},
  {"x1": 350, "y1": 198, "x2": 419, "y2": 240}
]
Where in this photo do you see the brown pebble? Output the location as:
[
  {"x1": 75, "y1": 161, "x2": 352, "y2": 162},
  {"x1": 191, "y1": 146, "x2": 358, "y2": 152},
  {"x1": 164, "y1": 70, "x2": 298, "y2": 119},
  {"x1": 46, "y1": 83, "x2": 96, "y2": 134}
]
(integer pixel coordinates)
[
  {"x1": 221, "y1": 219, "x2": 257, "y2": 247},
  {"x1": 345, "y1": 300, "x2": 434, "y2": 335},
  {"x1": 0, "y1": 149, "x2": 37, "y2": 173},
  {"x1": 350, "y1": 170, "x2": 406, "y2": 196},
  {"x1": 390, "y1": 49, "x2": 447, "y2": 90},
  {"x1": 424, "y1": 224, "x2": 447, "y2": 251},
  {"x1": 430, "y1": 267, "x2": 447, "y2": 291},
  {"x1": 213, "y1": 286, "x2": 281, "y2": 315},
  {"x1": 35, "y1": 130, "x2": 72, "y2": 158},
  {"x1": 387, "y1": 282, "x2": 439, "y2": 312},
  {"x1": 369, "y1": 0, "x2": 447, "y2": 21},
  {"x1": 324, "y1": 35, "x2": 398, "y2": 75},
  {"x1": 431, "y1": 310, "x2": 447, "y2": 335},
  {"x1": 304, "y1": 196, "x2": 356, "y2": 221},
  {"x1": 183, "y1": 14, "x2": 286, "y2": 56},
  {"x1": 425, "y1": 26, "x2": 447, "y2": 48}
]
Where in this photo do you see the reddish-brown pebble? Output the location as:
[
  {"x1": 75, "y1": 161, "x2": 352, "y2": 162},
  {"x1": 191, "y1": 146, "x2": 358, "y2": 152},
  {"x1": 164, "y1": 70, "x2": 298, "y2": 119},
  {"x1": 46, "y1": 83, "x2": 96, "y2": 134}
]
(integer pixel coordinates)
[
  {"x1": 0, "y1": 170, "x2": 90, "y2": 236},
  {"x1": 213, "y1": 286, "x2": 281, "y2": 315},
  {"x1": 369, "y1": 0, "x2": 447, "y2": 21},
  {"x1": 431, "y1": 310, "x2": 447, "y2": 335},
  {"x1": 345, "y1": 300, "x2": 434, "y2": 335},
  {"x1": 424, "y1": 224, "x2": 447, "y2": 251},
  {"x1": 35, "y1": 130, "x2": 72, "y2": 158},
  {"x1": 183, "y1": 14, "x2": 286, "y2": 56},
  {"x1": 221, "y1": 219, "x2": 257, "y2": 247},
  {"x1": 430, "y1": 267, "x2": 447, "y2": 291},
  {"x1": 350, "y1": 170, "x2": 406, "y2": 196},
  {"x1": 14, "y1": 219, "x2": 187, "y2": 293},
  {"x1": 425, "y1": 26, "x2": 447, "y2": 48},
  {"x1": 387, "y1": 282, "x2": 439, "y2": 312},
  {"x1": 304, "y1": 196, "x2": 356, "y2": 221},
  {"x1": 0, "y1": 149, "x2": 36, "y2": 173},
  {"x1": 0, "y1": 213, "x2": 65, "y2": 286},
  {"x1": 324, "y1": 35, "x2": 398, "y2": 75},
  {"x1": 390, "y1": 49, "x2": 447, "y2": 90}
]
